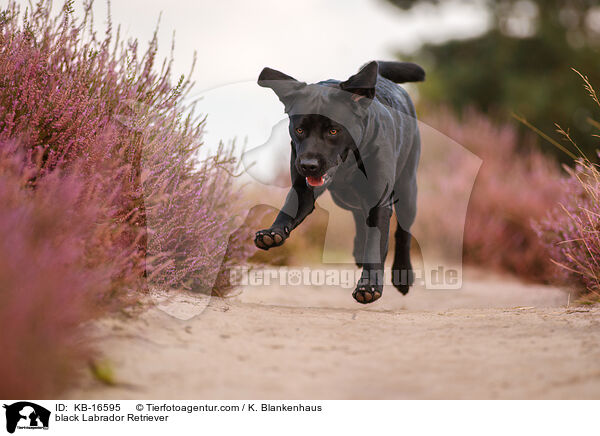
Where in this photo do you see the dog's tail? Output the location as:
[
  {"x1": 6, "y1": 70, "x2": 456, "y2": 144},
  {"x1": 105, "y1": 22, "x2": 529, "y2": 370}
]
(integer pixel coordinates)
[{"x1": 376, "y1": 61, "x2": 425, "y2": 83}]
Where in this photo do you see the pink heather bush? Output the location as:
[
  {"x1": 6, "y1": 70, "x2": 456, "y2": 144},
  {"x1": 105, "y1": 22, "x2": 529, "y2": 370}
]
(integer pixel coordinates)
[
  {"x1": 0, "y1": 1, "x2": 249, "y2": 397},
  {"x1": 0, "y1": 145, "x2": 137, "y2": 398},
  {"x1": 420, "y1": 109, "x2": 565, "y2": 282},
  {"x1": 535, "y1": 74, "x2": 600, "y2": 299},
  {"x1": 535, "y1": 159, "x2": 600, "y2": 298}
]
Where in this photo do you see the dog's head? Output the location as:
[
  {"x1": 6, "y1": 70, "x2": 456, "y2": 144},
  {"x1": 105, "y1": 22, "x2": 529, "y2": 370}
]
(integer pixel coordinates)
[{"x1": 258, "y1": 62, "x2": 378, "y2": 186}]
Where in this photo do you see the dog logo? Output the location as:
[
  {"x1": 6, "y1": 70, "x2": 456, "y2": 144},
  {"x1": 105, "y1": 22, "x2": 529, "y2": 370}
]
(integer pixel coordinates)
[{"x1": 3, "y1": 402, "x2": 50, "y2": 433}]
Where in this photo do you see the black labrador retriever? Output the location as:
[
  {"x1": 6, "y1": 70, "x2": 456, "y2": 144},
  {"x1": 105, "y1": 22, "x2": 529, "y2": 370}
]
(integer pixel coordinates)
[{"x1": 254, "y1": 61, "x2": 424, "y2": 304}]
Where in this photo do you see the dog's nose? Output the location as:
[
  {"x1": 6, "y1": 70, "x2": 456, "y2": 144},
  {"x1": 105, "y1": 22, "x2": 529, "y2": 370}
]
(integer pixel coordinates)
[{"x1": 299, "y1": 158, "x2": 319, "y2": 172}]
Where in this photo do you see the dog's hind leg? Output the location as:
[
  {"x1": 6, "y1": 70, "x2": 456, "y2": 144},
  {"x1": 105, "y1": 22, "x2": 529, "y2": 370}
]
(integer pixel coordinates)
[
  {"x1": 392, "y1": 221, "x2": 414, "y2": 295},
  {"x1": 392, "y1": 142, "x2": 419, "y2": 295}
]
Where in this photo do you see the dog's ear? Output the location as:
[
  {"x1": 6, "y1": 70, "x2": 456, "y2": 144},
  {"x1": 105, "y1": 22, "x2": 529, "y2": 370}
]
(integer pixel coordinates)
[
  {"x1": 258, "y1": 67, "x2": 306, "y2": 107},
  {"x1": 340, "y1": 61, "x2": 378, "y2": 102}
]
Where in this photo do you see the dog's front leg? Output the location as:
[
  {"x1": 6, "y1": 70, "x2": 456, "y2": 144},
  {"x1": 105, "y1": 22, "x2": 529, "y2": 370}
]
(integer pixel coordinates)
[
  {"x1": 352, "y1": 205, "x2": 393, "y2": 304},
  {"x1": 254, "y1": 181, "x2": 316, "y2": 250}
]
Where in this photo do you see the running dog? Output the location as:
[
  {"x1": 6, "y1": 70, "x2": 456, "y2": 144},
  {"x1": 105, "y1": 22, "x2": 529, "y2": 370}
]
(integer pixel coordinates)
[{"x1": 254, "y1": 61, "x2": 424, "y2": 304}]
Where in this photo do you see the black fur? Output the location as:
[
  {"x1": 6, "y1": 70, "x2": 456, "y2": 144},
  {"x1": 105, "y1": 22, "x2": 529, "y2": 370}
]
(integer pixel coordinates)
[{"x1": 377, "y1": 61, "x2": 425, "y2": 83}]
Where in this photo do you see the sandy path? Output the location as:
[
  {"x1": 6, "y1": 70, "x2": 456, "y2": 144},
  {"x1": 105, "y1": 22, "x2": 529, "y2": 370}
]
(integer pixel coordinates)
[{"x1": 68, "y1": 269, "x2": 600, "y2": 399}]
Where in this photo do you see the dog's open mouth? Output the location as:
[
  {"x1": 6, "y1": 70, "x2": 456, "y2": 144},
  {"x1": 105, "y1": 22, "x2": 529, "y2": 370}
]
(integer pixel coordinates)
[
  {"x1": 306, "y1": 174, "x2": 328, "y2": 187},
  {"x1": 306, "y1": 172, "x2": 334, "y2": 187},
  {"x1": 305, "y1": 157, "x2": 342, "y2": 187}
]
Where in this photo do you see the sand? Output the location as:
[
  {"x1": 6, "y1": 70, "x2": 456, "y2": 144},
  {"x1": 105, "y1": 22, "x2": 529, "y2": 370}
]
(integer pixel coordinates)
[{"x1": 68, "y1": 268, "x2": 600, "y2": 399}]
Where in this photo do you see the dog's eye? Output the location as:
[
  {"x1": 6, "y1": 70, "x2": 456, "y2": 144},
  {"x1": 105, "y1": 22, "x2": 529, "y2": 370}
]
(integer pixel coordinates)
[
  {"x1": 329, "y1": 129, "x2": 338, "y2": 135},
  {"x1": 295, "y1": 128, "x2": 304, "y2": 135}
]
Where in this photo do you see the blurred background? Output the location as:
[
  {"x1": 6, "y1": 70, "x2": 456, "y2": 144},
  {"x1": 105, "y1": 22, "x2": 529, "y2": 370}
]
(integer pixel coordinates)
[{"x1": 392, "y1": 0, "x2": 600, "y2": 163}]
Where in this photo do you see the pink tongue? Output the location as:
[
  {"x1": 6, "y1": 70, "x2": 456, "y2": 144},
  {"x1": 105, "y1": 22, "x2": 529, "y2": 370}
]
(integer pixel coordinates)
[{"x1": 306, "y1": 176, "x2": 324, "y2": 187}]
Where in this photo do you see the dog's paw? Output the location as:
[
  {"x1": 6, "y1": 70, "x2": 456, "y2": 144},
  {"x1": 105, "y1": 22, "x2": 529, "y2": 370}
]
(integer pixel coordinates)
[
  {"x1": 254, "y1": 227, "x2": 289, "y2": 250},
  {"x1": 352, "y1": 283, "x2": 382, "y2": 304},
  {"x1": 392, "y1": 266, "x2": 414, "y2": 295}
]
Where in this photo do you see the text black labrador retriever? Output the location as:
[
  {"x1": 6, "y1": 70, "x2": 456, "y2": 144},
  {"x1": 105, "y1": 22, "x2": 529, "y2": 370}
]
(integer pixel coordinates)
[{"x1": 254, "y1": 61, "x2": 424, "y2": 304}]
